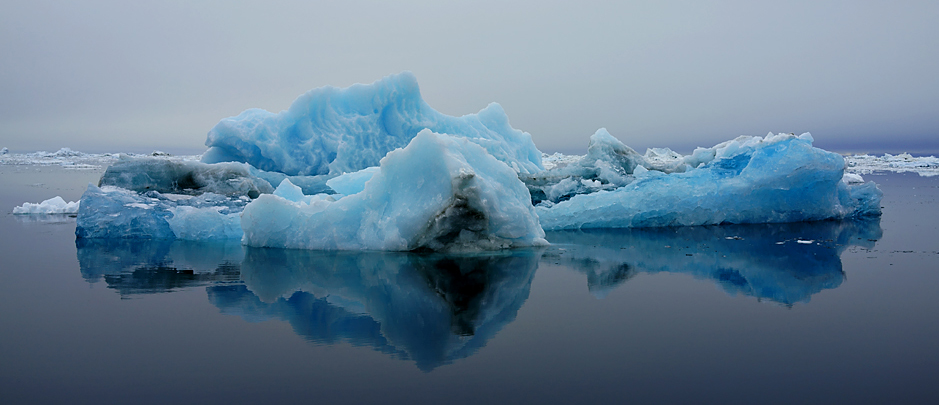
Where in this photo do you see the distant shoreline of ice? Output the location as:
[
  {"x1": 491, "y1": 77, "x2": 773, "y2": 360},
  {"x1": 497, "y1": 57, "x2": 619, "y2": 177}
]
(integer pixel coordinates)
[{"x1": 2, "y1": 146, "x2": 937, "y2": 177}]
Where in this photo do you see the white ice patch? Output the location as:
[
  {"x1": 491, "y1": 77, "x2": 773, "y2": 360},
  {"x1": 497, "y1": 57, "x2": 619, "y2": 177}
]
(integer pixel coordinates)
[
  {"x1": 845, "y1": 153, "x2": 939, "y2": 177},
  {"x1": 0, "y1": 148, "x2": 200, "y2": 169},
  {"x1": 13, "y1": 196, "x2": 80, "y2": 214}
]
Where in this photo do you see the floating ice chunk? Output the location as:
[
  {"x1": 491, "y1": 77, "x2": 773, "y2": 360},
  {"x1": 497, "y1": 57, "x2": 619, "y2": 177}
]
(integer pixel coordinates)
[
  {"x1": 325, "y1": 166, "x2": 380, "y2": 196},
  {"x1": 0, "y1": 147, "x2": 8, "y2": 155},
  {"x1": 99, "y1": 157, "x2": 273, "y2": 198},
  {"x1": 13, "y1": 196, "x2": 80, "y2": 214},
  {"x1": 537, "y1": 134, "x2": 883, "y2": 230},
  {"x1": 76, "y1": 185, "x2": 247, "y2": 240},
  {"x1": 842, "y1": 173, "x2": 865, "y2": 184},
  {"x1": 241, "y1": 129, "x2": 546, "y2": 251},
  {"x1": 202, "y1": 72, "x2": 544, "y2": 176}
]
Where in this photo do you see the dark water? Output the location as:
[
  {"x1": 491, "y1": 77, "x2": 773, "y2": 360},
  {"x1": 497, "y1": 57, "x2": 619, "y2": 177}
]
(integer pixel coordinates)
[{"x1": 1, "y1": 167, "x2": 937, "y2": 404}]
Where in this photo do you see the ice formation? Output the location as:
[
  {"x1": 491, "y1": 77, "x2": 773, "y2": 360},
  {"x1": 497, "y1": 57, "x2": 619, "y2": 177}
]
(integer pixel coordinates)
[
  {"x1": 75, "y1": 185, "x2": 246, "y2": 240},
  {"x1": 845, "y1": 153, "x2": 939, "y2": 177},
  {"x1": 64, "y1": 73, "x2": 888, "y2": 251},
  {"x1": 13, "y1": 196, "x2": 80, "y2": 215},
  {"x1": 99, "y1": 157, "x2": 275, "y2": 198},
  {"x1": 536, "y1": 133, "x2": 882, "y2": 230},
  {"x1": 241, "y1": 129, "x2": 547, "y2": 251},
  {"x1": 202, "y1": 72, "x2": 543, "y2": 176}
]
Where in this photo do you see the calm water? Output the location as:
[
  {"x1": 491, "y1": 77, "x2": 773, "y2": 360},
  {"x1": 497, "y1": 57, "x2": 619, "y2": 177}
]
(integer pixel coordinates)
[{"x1": 1, "y1": 166, "x2": 937, "y2": 404}]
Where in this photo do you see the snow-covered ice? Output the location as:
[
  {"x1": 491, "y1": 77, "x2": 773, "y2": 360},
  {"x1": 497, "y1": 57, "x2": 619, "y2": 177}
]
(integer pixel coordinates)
[
  {"x1": 0, "y1": 148, "x2": 200, "y2": 169},
  {"x1": 845, "y1": 153, "x2": 939, "y2": 177},
  {"x1": 13, "y1": 196, "x2": 80, "y2": 215}
]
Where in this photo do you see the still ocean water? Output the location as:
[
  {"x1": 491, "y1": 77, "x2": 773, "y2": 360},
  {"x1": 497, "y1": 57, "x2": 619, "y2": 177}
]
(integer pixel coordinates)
[{"x1": 0, "y1": 165, "x2": 936, "y2": 404}]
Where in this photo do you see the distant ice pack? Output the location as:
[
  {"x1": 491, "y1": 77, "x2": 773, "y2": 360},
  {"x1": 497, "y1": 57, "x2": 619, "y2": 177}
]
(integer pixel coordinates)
[{"x1": 62, "y1": 72, "x2": 884, "y2": 251}]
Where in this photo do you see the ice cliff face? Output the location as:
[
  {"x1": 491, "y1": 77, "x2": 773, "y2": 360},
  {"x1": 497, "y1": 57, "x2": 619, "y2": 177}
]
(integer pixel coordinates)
[
  {"x1": 240, "y1": 130, "x2": 547, "y2": 251},
  {"x1": 202, "y1": 72, "x2": 544, "y2": 176}
]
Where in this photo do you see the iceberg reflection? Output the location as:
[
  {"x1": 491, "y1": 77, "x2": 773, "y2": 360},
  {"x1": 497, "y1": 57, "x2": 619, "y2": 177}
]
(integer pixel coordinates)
[
  {"x1": 75, "y1": 238, "x2": 244, "y2": 296},
  {"x1": 208, "y1": 248, "x2": 540, "y2": 370},
  {"x1": 73, "y1": 218, "x2": 880, "y2": 368},
  {"x1": 545, "y1": 218, "x2": 882, "y2": 305}
]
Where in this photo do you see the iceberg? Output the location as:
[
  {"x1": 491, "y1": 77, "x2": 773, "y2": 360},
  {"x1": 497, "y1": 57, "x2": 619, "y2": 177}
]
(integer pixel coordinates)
[
  {"x1": 67, "y1": 73, "x2": 883, "y2": 251},
  {"x1": 13, "y1": 196, "x2": 80, "y2": 215},
  {"x1": 202, "y1": 72, "x2": 544, "y2": 176},
  {"x1": 241, "y1": 129, "x2": 547, "y2": 251}
]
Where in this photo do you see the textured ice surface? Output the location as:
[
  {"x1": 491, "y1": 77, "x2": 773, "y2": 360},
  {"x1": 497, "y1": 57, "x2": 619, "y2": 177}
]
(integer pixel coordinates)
[
  {"x1": 537, "y1": 133, "x2": 883, "y2": 230},
  {"x1": 325, "y1": 166, "x2": 379, "y2": 196},
  {"x1": 75, "y1": 185, "x2": 246, "y2": 240},
  {"x1": 0, "y1": 148, "x2": 200, "y2": 169},
  {"x1": 13, "y1": 196, "x2": 80, "y2": 214},
  {"x1": 202, "y1": 72, "x2": 543, "y2": 176},
  {"x1": 241, "y1": 130, "x2": 546, "y2": 251},
  {"x1": 845, "y1": 153, "x2": 939, "y2": 177},
  {"x1": 99, "y1": 157, "x2": 274, "y2": 198}
]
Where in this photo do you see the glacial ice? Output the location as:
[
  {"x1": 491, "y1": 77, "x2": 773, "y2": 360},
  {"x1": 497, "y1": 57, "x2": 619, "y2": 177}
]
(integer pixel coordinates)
[
  {"x1": 241, "y1": 129, "x2": 547, "y2": 251},
  {"x1": 536, "y1": 133, "x2": 883, "y2": 230},
  {"x1": 99, "y1": 157, "x2": 275, "y2": 198},
  {"x1": 75, "y1": 185, "x2": 246, "y2": 240},
  {"x1": 63, "y1": 73, "x2": 889, "y2": 251},
  {"x1": 13, "y1": 196, "x2": 80, "y2": 215},
  {"x1": 202, "y1": 72, "x2": 544, "y2": 176}
]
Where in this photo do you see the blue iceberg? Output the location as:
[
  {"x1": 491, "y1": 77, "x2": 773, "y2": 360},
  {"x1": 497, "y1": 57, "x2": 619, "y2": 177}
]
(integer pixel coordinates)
[{"x1": 72, "y1": 73, "x2": 882, "y2": 251}]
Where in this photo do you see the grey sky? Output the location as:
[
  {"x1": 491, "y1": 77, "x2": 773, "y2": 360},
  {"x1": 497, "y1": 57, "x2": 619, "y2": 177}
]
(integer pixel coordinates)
[{"x1": 1, "y1": 0, "x2": 937, "y2": 154}]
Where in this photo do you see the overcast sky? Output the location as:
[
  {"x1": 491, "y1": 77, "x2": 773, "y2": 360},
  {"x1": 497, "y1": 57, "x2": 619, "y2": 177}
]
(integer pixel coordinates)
[{"x1": 1, "y1": 0, "x2": 937, "y2": 154}]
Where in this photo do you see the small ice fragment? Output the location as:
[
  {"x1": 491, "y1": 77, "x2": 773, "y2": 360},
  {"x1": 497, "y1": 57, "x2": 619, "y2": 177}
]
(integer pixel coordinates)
[
  {"x1": 13, "y1": 196, "x2": 80, "y2": 214},
  {"x1": 796, "y1": 240, "x2": 814, "y2": 244}
]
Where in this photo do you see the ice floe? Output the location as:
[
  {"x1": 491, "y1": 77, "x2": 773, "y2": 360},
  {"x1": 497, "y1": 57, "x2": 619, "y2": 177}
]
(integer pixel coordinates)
[{"x1": 13, "y1": 196, "x2": 80, "y2": 215}]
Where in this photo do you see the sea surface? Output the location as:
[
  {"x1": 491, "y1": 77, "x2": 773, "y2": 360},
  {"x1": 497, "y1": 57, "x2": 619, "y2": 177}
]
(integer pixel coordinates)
[{"x1": 0, "y1": 164, "x2": 937, "y2": 404}]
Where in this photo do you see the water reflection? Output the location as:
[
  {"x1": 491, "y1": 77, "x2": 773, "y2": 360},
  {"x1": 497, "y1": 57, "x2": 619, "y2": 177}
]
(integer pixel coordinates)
[
  {"x1": 545, "y1": 218, "x2": 882, "y2": 305},
  {"x1": 73, "y1": 218, "x2": 880, "y2": 368},
  {"x1": 75, "y1": 238, "x2": 244, "y2": 296},
  {"x1": 213, "y1": 248, "x2": 541, "y2": 370}
]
